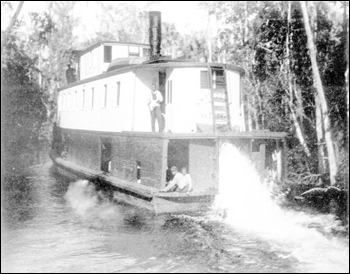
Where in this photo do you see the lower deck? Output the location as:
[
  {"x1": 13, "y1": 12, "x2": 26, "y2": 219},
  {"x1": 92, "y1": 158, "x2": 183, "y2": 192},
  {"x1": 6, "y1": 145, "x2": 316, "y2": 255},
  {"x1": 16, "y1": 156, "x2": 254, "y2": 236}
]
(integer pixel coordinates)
[{"x1": 51, "y1": 128, "x2": 287, "y2": 213}]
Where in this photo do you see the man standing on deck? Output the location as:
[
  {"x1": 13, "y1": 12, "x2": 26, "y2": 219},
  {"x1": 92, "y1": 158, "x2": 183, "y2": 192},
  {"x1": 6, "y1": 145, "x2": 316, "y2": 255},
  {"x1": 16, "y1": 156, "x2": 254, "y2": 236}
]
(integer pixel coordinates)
[
  {"x1": 66, "y1": 64, "x2": 76, "y2": 84},
  {"x1": 148, "y1": 83, "x2": 164, "y2": 132}
]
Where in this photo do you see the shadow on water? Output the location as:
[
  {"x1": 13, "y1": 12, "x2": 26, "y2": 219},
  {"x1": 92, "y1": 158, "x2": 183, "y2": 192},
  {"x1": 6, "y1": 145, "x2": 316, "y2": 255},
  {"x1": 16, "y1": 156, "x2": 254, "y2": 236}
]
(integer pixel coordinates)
[
  {"x1": 1, "y1": 161, "x2": 70, "y2": 229},
  {"x1": 2, "y1": 173, "x2": 38, "y2": 226}
]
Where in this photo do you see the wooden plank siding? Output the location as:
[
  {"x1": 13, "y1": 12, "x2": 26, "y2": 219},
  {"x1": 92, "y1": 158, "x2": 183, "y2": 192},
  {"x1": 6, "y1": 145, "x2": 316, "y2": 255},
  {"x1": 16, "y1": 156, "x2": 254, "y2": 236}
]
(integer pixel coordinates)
[
  {"x1": 63, "y1": 130, "x2": 166, "y2": 189},
  {"x1": 110, "y1": 135, "x2": 165, "y2": 188}
]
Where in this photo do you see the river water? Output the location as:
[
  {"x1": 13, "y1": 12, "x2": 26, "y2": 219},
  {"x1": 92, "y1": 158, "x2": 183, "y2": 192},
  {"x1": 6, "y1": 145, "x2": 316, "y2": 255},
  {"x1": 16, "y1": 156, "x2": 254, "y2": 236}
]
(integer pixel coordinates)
[{"x1": 1, "y1": 145, "x2": 349, "y2": 273}]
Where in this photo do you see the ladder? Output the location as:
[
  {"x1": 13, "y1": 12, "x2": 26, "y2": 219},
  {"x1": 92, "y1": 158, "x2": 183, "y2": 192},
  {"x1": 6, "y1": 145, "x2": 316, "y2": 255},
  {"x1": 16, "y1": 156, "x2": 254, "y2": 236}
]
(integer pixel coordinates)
[{"x1": 209, "y1": 68, "x2": 231, "y2": 132}]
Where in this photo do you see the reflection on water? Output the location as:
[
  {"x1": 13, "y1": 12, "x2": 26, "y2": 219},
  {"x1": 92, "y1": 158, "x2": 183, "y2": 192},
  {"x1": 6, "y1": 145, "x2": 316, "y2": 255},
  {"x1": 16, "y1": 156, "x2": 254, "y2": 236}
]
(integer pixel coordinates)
[{"x1": 1, "y1": 155, "x2": 349, "y2": 273}]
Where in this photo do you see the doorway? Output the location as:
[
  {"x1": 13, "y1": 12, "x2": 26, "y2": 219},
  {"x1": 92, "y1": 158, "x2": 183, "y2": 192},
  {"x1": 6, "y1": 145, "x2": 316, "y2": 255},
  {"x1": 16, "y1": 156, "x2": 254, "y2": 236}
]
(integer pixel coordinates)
[
  {"x1": 167, "y1": 140, "x2": 189, "y2": 181},
  {"x1": 158, "y1": 71, "x2": 166, "y2": 114}
]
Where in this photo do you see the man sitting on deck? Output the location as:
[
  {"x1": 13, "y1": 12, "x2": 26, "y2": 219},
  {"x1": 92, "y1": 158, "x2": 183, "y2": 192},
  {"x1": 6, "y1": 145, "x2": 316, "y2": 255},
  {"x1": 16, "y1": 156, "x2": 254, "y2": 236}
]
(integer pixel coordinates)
[
  {"x1": 180, "y1": 167, "x2": 193, "y2": 193},
  {"x1": 160, "y1": 166, "x2": 192, "y2": 193}
]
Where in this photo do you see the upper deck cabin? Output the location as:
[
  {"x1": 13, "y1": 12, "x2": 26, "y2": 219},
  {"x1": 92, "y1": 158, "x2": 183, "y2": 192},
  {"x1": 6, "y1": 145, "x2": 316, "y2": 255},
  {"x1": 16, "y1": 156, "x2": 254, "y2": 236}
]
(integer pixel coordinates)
[
  {"x1": 58, "y1": 11, "x2": 246, "y2": 135},
  {"x1": 57, "y1": 59, "x2": 246, "y2": 134},
  {"x1": 73, "y1": 41, "x2": 150, "y2": 81}
]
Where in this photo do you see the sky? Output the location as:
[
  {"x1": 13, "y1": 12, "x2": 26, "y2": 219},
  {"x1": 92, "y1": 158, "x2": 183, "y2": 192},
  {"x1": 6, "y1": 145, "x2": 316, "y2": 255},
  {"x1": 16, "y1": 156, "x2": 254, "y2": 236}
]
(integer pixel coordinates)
[
  {"x1": 2, "y1": 1, "x2": 345, "y2": 48},
  {"x1": 2, "y1": 1, "x2": 209, "y2": 41},
  {"x1": 72, "y1": 1, "x2": 208, "y2": 43}
]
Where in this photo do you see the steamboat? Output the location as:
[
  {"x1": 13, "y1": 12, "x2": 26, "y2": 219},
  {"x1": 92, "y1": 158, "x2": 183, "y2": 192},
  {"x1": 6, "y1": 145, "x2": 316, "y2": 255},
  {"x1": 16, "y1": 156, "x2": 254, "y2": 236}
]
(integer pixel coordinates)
[{"x1": 50, "y1": 12, "x2": 287, "y2": 214}]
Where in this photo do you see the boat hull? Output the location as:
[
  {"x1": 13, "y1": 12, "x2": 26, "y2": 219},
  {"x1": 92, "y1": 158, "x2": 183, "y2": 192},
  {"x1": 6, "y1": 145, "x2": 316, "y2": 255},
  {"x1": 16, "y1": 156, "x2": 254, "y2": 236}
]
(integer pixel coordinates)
[{"x1": 50, "y1": 151, "x2": 215, "y2": 214}]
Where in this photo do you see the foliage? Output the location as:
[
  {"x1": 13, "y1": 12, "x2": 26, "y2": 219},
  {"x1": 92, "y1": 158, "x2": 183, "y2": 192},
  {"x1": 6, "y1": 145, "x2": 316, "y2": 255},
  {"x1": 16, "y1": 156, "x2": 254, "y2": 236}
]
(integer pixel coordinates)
[
  {"x1": 1, "y1": 32, "x2": 48, "y2": 165},
  {"x1": 83, "y1": 2, "x2": 148, "y2": 46},
  {"x1": 1, "y1": 1, "x2": 78, "y2": 170},
  {"x1": 201, "y1": 1, "x2": 348, "y2": 186}
]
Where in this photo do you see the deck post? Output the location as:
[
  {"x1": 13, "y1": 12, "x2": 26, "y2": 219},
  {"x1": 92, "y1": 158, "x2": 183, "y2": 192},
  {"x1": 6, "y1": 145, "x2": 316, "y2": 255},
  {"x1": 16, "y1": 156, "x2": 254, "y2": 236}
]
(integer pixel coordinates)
[{"x1": 160, "y1": 138, "x2": 169, "y2": 189}]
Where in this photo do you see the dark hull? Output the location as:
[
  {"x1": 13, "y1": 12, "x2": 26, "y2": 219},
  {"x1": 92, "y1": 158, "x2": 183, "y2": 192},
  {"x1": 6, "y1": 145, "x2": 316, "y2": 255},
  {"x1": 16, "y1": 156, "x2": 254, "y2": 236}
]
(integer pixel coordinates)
[{"x1": 50, "y1": 150, "x2": 215, "y2": 214}]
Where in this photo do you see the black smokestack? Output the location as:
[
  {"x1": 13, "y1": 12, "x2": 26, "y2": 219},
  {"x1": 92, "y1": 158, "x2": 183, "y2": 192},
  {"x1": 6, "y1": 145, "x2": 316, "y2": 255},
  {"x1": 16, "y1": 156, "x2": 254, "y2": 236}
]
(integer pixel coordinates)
[{"x1": 149, "y1": 11, "x2": 161, "y2": 60}]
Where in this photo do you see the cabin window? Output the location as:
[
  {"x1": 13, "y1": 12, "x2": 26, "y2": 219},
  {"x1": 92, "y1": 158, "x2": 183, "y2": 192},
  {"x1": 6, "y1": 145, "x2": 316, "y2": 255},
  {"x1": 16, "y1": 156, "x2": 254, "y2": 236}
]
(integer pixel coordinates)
[
  {"x1": 128, "y1": 46, "x2": 140, "y2": 57},
  {"x1": 166, "y1": 80, "x2": 172, "y2": 104},
  {"x1": 251, "y1": 141, "x2": 260, "y2": 152},
  {"x1": 86, "y1": 89, "x2": 90, "y2": 109},
  {"x1": 65, "y1": 93, "x2": 68, "y2": 111},
  {"x1": 69, "y1": 92, "x2": 73, "y2": 110},
  {"x1": 104, "y1": 46, "x2": 112, "y2": 63},
  {"x1": 75, "y1": 91, "x2": 79, "y2": 110},
  {"x1": 84, "y1": 89, "x2": 88, "y2": 109},
  {"x1": 89, "y1": 51, "x2": 92, "y2": 68},
  {"x1": 142, "y1": 48, "x2": 150, "y2": 57},
  {"x1": 71, "y1": 91, "x2": 74, "y2": 110},
  {"x1": 91, "y1": 87, "x2": 94, "y2": 109},
  {"x1": 115, "y1": 82, "x2": 121, "y2": 107},
  {"x1": 103, "y1": 84, "x2": 108, "y2": 108},
  {"x1": 136, "y1": 160, "x2": 141, "y2": 183},
  {"x1": 200, "y1": 71, "x2": 209, "y2": 89},
  {"x1": 212, "y1": 68, "x2": 225, "y2": 88},
  {"x1": 81, "y1": 89, "x2": 85, "y2": 110}
]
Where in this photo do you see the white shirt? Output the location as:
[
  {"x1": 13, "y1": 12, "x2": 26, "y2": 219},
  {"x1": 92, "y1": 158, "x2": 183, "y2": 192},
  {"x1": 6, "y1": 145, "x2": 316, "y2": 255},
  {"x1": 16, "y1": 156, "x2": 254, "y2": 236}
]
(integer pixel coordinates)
[
  {"x1": 148, "y1": 90, "x2": 163, "y2": 109},
  {"x1": 178, "y1": 173, "x2": 192, "y2": 190},
  {"x1": 162, "y1": 172, "x2": 183, "y2": 192}
]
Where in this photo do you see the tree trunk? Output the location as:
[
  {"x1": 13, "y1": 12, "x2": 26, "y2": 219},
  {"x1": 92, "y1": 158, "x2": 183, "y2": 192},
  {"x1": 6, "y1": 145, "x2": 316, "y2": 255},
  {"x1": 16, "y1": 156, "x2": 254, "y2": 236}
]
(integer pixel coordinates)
[
  {"x1": 244, "y1": 1, "x2": 249, "y2": 45},
  {"x1": 290, "y1": 104, "x2": 311, "y2": 157},
  {"x1": 255, "y1": 82, "x2": 264, "y2": 128},
  {"x1": 207, "y1": 9, "x2": 212, "y2": 62},
  {"x1": 315, "y1": 95, "x2": 327, "y2": 174},
  {"x1": 287, "y1": 2, "x2": 311, "y2": 157},
  {"x1": 247, "y1": 109, "x2": 253, "y2": 132},
  {"x1": 344, "y1": 1, "x2": 349, "y2": 196},
  {"x1": 251, "y1": 94, "x2": 260, "y2": 130},
  {"x1": 310, "y1": 2, "x2": 327, "y2": 175},
  {"x1": 1, "y1": 1, "x2": 24, "y2": 49},
  {"x1": 300, "y1": 1, "x2": 338, "y2": 185}
]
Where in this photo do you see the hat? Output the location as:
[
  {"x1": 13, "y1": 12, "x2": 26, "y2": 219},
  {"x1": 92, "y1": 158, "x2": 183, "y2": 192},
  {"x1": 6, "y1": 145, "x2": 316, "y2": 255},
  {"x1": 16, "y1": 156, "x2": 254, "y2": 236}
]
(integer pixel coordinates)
[{"x1": 171, "y1": 166, "x2": 178, "y2": 172}]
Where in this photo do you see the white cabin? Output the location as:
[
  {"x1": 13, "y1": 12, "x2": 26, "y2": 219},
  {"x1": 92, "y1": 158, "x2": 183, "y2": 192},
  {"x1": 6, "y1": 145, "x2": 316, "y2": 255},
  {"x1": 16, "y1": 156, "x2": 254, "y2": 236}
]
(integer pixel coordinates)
[
  {"x1": 76, "y1": 41, "x2": 150, "y2": 81},
  {"x1": 57, "y1": 61, "x2": 245, "y2": 134}
]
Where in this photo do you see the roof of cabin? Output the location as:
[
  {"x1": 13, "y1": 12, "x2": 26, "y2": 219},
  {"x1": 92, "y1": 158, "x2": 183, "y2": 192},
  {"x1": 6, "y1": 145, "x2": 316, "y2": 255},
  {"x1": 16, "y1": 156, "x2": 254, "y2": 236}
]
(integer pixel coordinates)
[
  {"x1": 75, "y1": 41, "x2": 150, "y2": 57},
  {"x1": 59, "y1": 60, "x2": 245, "y2": 91},
  {"x1": 106, "y1": 56, "x2": 200, "y2": 72},
  {"x1": 107, "y1": 57, "x2": 149, "y2": 72}
]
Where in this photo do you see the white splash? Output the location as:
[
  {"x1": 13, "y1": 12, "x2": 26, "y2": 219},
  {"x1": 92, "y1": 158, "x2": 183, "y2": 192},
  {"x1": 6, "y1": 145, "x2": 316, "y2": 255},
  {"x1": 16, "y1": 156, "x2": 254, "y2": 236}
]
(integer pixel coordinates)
[
  {"x1": 64, "y1": 180, "x2": 122, "y2": 227},
  {"x1": 213, "y1": 142, "x2": 349, "y2": 273}
]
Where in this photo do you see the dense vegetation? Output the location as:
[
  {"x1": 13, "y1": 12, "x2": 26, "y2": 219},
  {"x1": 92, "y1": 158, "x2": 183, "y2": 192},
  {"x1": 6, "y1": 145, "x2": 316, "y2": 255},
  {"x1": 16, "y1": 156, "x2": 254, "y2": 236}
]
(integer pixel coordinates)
[{"x1": 1, "y1": 1, "x2": 348, "y2": 197}]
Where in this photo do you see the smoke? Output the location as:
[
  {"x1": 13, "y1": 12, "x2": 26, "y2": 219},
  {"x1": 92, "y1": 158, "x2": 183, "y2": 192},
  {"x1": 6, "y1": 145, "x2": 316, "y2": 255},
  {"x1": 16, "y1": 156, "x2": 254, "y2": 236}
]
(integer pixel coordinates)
[
  {"x1": 213, "y1": 142, "x2": 349, "y2": 273},
  {"x1": 64, "y1": 180, "x2": 123, "y2": 228}
]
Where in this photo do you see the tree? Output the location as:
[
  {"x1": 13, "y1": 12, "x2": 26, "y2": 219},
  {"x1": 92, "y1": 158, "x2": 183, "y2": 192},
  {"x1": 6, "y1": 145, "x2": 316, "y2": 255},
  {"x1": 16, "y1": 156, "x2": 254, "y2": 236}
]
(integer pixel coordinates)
[
  {"x1": 1, "y1": 33, "x2": 47, "y2": 168},
  {"x1": 205, "y1": 1, "x2": 347, "y2": 187},
  {"x1": 300, "y1": 1, "x2": 338, "y2": 185},
  {"x1": 26, "y1": 2, "x2": 78, "y2": 124},
  {"x1": 286, "y1": 1, "x2": 311, "y2": 158},
  {"x1": 1, "y1": 1, "x2": 24, "y2": 49}
]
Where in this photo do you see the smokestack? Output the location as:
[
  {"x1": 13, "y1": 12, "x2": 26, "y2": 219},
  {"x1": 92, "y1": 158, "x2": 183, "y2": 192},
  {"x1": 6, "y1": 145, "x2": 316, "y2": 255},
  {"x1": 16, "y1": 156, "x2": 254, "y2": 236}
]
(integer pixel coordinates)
[{"x1": 149, "y1": 11, "x2": 161, "y2": 60}]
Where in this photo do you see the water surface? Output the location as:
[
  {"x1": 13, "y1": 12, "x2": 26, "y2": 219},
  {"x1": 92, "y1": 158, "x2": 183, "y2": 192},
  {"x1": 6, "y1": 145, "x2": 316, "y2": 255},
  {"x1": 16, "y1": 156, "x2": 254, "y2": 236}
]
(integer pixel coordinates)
[{"x1": 1, "y1": 151, "x2": 348, "y2": 273}]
